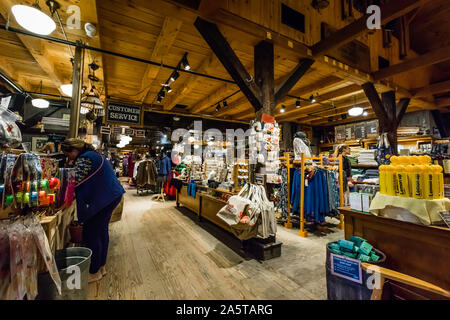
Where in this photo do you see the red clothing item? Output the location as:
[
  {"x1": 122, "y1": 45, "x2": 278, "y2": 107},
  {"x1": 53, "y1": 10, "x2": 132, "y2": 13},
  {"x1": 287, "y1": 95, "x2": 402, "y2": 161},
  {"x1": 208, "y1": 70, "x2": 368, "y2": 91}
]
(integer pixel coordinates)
[{"x1": 164, "y1": 171, "x2": 177, "y2": 196}]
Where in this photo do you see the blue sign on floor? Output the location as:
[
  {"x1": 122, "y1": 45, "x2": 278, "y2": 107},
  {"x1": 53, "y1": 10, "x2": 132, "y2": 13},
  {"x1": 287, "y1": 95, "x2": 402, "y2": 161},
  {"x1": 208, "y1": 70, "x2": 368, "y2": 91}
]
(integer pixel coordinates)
[{"x1": 330, "y1": 253, "x2": 363, "y2": 284}]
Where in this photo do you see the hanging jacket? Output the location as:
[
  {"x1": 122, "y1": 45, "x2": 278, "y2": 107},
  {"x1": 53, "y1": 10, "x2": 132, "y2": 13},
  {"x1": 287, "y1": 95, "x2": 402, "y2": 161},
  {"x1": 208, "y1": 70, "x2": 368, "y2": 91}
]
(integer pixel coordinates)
[
  {"x1": 136, "y1": 160, "x2": 157, "y2": 187},
  {"x1": 74, "y1": 151, "x2": 125, "y2": 223},
  {"x1": 158, "y1": 156, "x2": 171, "y2": 175},
  {"x1": 291, "y1": 169, "x2": 302, "y2": 215}
]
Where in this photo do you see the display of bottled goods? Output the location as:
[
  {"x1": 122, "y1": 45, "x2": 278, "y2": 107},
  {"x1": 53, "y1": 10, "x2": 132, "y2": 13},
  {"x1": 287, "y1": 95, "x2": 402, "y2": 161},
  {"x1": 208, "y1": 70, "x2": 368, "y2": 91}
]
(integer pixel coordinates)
[{"x1": 378, "y1": 155, "x2": 444, "y2": 199}]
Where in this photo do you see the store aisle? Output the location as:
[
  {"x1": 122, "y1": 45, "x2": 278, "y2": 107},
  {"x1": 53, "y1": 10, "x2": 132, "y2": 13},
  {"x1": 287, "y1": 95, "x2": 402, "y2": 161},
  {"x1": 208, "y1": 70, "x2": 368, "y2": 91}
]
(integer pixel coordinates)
[{"x1": 87, "y1": 189, "x2": 343, "y2": 300}]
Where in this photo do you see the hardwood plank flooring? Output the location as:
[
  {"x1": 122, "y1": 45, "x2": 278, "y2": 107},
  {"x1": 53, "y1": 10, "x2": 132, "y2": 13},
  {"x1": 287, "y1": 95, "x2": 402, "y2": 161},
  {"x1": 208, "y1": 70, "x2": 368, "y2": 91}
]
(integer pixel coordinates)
[{"x1": 87, "y1": 189, "x2": 343, "y2": 300}]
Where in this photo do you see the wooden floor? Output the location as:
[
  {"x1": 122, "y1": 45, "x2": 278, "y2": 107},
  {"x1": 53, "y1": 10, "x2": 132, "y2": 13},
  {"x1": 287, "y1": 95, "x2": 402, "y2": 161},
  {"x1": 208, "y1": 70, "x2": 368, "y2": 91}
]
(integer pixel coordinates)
[{"x1": 87, "y1": 188, "x2": 344, "y2": 300}]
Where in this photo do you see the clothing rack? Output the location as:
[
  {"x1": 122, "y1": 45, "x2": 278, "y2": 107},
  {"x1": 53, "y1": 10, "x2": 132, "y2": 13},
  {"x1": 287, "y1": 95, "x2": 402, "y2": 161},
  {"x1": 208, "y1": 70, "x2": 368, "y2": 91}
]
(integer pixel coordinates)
[{"x1": 280, "y1": 152, "x2": 344, "y2": 237}]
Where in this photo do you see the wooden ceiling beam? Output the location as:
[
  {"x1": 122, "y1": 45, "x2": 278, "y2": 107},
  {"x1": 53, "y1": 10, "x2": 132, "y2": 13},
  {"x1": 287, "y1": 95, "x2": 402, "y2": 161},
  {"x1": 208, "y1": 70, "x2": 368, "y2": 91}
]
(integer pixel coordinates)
[
  {"x1": 276, "y1": 84, "x2": 363, "y2": 121},
  {"x1": 194, "y1": 17, "x2": 263, "y2": 111},
  {"x1": 187, "y1": 82, "x2": 238, "y2": 114},
  {"x1": 373, "y1": 45, "x2": 450, "y2": 81},
  {"x1": 0, "y1": 0, "x2": 70, "y2": 94},
  {"x1": 311, "y1": 0, "x2": 431, "y2": 57},
  {"x1": 162, "y1": 53, "x2": 218, "y2": 110},
  {"x1": 436, "y1": 97, "x2": 450, "y2": 108},
  {"x1": 139, "y1": 16, "x2": 183, "y2": 103},
  {"x1": 274, "y1": 58, "x2": 315, "y2": 105},
  {"x1": 225, "y1": 76, "x2": 347, "y2": 119},
  {"x1": 411, "y1": 79, "x2": 450, "y2": 98}
]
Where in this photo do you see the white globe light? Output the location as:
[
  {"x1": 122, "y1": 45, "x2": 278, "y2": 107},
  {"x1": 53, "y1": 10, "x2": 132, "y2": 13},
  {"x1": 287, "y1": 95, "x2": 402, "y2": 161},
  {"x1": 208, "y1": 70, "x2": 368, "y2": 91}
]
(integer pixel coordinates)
[
  {"x1": 31, "y1": 98, "x2": 49, "y2": 109},
  {"x1": 348, "y1": 106, "x2": 364, "y2": 117},
  {"x1": 363, "y1": 111, "x2": 368, "y2": 116},
  {"x1": 80, "y1": 106, "x2": 90, "y2": 114},
  {"x1": 61, "y1": 84, "x2": 73, "y2": 97},
  {"x1": 12, "y1": 5, "x2": 56, "y2": 36}
]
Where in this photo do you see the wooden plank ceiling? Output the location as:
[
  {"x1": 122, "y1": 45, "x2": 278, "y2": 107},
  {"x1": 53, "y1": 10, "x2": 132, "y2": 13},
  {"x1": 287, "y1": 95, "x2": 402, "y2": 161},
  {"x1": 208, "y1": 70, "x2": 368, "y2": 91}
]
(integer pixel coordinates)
[{"x1": 0, "y1": 0, "x2": 448, "y2": 127}]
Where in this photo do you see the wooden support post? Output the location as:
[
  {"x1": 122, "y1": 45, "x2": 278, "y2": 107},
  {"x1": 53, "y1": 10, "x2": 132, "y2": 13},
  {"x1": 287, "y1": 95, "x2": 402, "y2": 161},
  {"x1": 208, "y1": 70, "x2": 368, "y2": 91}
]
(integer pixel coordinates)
[
  {"x1": 337, "y1": 154, "x2": 345, "y2": 230},
  {"x1": 362, "y1": 82, "x2": 410, "y2": 155},
  {"x1": 68, "y1": 43, "x2": 83, "y2": 139},
  {"x1": 299, "y1": 153, "x2": 307, "y2": 237},
  {"x1": 283, "y1": 152, "x2": 292, "y2": 229},
  {"x1": 254, "y1": 40, "x2": 275, "y2": 120}
]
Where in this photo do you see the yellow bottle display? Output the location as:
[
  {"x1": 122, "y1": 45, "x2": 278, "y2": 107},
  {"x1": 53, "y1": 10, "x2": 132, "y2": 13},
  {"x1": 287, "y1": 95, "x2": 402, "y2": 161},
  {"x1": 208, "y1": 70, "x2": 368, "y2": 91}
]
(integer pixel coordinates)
[{"x1": 378, "y1": 155, "x2": 444, "y2": 200}]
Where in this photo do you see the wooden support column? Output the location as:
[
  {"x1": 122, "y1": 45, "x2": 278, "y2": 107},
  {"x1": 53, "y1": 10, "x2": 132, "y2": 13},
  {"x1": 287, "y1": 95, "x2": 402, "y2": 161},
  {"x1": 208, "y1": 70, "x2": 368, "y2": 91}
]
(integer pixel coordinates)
[
  {"x1": 362, "y1": 82, "x2": 410, "y2": 155},
  {"x1": 68, "y1": 44, "x2": 83, "y2": 139},
  {"x1": 431, "y1": 110, "x2": 450, "y2": 138},
  {"x1": 254, "y1": 40, "x2": 275, "y2": 120}
]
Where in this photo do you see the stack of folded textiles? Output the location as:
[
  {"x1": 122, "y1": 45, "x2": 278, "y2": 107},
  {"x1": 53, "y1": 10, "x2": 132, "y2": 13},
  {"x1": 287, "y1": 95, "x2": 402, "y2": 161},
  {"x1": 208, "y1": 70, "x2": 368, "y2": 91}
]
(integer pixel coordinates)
[{"x1": 358, "y1": 149, "x2": 378, "y2": 166}]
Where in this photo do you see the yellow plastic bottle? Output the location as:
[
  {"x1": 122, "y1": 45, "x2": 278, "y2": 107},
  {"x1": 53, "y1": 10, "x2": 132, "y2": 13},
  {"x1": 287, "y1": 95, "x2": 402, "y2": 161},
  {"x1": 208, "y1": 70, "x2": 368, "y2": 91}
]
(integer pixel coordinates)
[
  {"x1": 423, "y1": 155, "x2": 432, "y2": 165},
  {"x1": 411, "y1": 165, "x2": 425, "y2": 199},
  {"x1": 405, "y1": 165, "x2": 415, "y2": 197},
  {"x1": 396, "y1": 165, "x2": 410, "y2": 198},
  {"x1": 423, "y1": 164, "x2": 435, "y2": 200},
  {"x1": 379, "y1": 165, "x2": 387, "y2": 195},
  {"x1": 390, "y1": 156, "x2": 398, "y2": 165},
  {"x1": 389, "y1": 165, "x2": 400, "y2": 196},
  {"x1": 433, "y1": 165, "x2": 445, "y2": 199}
]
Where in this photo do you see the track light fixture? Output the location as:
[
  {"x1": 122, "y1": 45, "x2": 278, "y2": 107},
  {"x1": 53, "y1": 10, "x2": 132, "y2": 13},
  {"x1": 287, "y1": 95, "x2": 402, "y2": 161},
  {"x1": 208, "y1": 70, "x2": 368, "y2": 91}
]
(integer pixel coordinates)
[
  {"x1": 215, "y1": 102, "x2": 221, "y2": 112},
  {"x1": 341, "y1": 114, "x2": 347, "y2": 120},
  {"x1": 159, "y1": 89, "x2": 165, "y2": 98},
  {"x1": 280, "y1": 105, "x2": 286, "y2": 113},
  {"x1": 166, "y1": 85, "x2": 172, "y2": 93},
  {"x1": 310, "y1": 95, "x2": 316, "y2": 103},
  {"x1": 223, "y1": 100, "x2": 228, "y2": 108},
  {"x1": 181, "y1": 53, "x2": 190, "y2": 70},
  {"x1": 296, "y1": 100, "x2": 301, "y2": 108},
  {"x1": 170, "y1": 70, "x2": 179, "y2": 82}
]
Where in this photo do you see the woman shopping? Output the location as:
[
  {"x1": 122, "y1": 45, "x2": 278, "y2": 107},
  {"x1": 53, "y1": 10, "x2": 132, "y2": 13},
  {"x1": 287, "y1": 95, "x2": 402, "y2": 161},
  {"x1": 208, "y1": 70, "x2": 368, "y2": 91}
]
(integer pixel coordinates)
[
  {"x1": 333, "y1": 144, "x2": 355, "y2": 203},
  {"x1": 61, "y1": 139, "x2": 125, "y2": 283}
]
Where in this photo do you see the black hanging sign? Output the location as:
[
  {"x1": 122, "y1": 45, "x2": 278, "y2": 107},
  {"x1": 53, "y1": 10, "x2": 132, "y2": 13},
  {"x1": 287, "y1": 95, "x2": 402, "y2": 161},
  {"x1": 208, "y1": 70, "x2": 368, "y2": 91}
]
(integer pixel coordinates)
[{"x1": 106, "y1": 102, "x2": 142, "y2": 126}]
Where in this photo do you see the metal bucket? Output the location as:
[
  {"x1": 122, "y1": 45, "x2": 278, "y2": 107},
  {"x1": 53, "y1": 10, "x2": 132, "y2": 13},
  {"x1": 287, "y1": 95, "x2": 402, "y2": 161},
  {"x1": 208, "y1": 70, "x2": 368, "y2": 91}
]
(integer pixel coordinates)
[
  {"x1": 37, "y1": 247, "x2": 92, "y2": 300},
  {"x1": 325, "y1": 244, "x2": 386, "y2": 300}
]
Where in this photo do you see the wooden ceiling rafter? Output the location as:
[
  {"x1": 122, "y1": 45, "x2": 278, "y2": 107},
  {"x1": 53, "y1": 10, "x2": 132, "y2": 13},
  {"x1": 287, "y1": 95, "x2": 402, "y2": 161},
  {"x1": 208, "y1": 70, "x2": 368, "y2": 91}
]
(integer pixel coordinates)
[
  {"x1": 138, "y1": 16, "x2": 183, "y2": 103},
  {"x1": 411, "y1": 79, "x2": 450, "y2": 98},
  {"x1": 162, "y1": 52, "x2": 218, "y2": 111}
]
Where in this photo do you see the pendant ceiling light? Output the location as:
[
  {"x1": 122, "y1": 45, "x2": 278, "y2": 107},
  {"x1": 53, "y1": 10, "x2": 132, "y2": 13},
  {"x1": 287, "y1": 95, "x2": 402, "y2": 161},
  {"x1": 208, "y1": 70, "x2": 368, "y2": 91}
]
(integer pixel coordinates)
[
  {"x1": 81, "y1": 86, "x2": 104, "y2": 116},
  {"x1": 348, "y1": 106, "x2": 364, "y2": 117},
  {"x1": 32, "y1": 98, "x2": 49, "y2": 109},
  {"x1": 32, "y1": 81, "x2": 49, "y2": 108},
  {"x1": 61, "y1": 84, "x2": 73, "y2": 97},
  {"x1": 12, "y1": 2, "x2": 56, "y2": 35}
]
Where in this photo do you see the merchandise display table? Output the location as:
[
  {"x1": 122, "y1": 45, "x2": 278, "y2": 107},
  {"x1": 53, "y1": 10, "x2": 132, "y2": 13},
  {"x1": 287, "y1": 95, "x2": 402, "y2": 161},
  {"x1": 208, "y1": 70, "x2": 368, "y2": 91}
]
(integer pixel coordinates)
[
  {"x1": 340, "y1": 207, "x2": 450, "y2": 299},
  {"x1": 369, "y1": 193, "x2": 450, "y2": 225},
  {"x1": 176, "y1": 183, "x2": 282, "y2": 260}
]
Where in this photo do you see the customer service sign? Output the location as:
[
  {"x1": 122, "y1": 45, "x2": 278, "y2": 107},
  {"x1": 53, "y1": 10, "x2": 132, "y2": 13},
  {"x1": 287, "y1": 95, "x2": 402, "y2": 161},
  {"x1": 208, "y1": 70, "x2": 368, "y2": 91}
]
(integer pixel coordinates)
[{"x1": 106, "y1": 102, "x2": 142, "y2": 126}]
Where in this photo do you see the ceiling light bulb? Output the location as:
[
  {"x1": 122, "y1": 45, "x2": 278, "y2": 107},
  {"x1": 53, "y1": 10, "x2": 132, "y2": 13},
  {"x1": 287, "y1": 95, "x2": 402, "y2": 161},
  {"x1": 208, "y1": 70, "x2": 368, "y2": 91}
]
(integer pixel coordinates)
[
  {"x1": 363, "y1": 111, "x2": 368, "y2": 116},
  {"x1": 296, "y1": 100, "x2": 301, "y2": 108},
  {"x1": 31, "y1": 98, "x2": 49, "y2": 109},
  {"x1": 80, "y1": 106, "x2": 90, "y2": 114},
  {"x1": 61, "y1": 84, "x2": 73, "y2": 97},
  {"x1": 182, "y1": 55, "x2": 190, "y2": 70},
  {"x1": 12, "y1": 4, "x2": 56, "y2": 36},
  {"x1": 170, "y1": 71, "x2": 179, "y2": 82},
  {"x1": 310, "y1": 95, "x2": 316, "y2": 103},
  {"x1": 280, "y1": 105, "x2": 286, "y2": 113},
  {"x1": 166, "y1": 85, "x2": 172, "y2": 93},
  {"x1": 348, "y1": 106, "x2": 364, "y2": 117}
]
